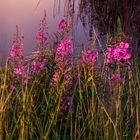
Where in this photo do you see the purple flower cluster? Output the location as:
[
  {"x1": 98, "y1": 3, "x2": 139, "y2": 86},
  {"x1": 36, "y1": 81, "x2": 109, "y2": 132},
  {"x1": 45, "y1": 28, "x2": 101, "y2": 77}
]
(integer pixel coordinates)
[
  {"x1": 31, "y1": 60, "x2": 46, "y2": 74},
  {"x1": 54, "y1": 39, "x2": 73, "y2": 68},
  {"x1": 106, "y1": 42, "x2": 131, "y2": 64},
  {"x1": 36, "y1": 32, "x2": 48, "y2": 43},
  {"x1": 9, "y1": 42, "x2": 24, "y2": 76},
  {"x1": 13, "y1": 67, "x2": 24, "y2": 75},
  {"x1": 8, "y1": 26, "x2": 25, "y2": 76},
  {"x1": 9, "y1": 43, "x2": 24, "y2": 62},
  {"x1": 52, "y1": 39, "x2": 74, "y2": 111},
  {"x1": 52, "y1": 39, "x2": 73, "y2": 85},
  {"x1": 23, "y1": 73, "x2": 32, "y2": 85},
  {"x1": 31, "y1": 11, "x2": 48, "y2": 74},
  {"x1": 35, "y1": 10, "x2": 48, "y2": 50},
  {"x1": 82, "y1": 49, "x2": 98, "y2": 66}
]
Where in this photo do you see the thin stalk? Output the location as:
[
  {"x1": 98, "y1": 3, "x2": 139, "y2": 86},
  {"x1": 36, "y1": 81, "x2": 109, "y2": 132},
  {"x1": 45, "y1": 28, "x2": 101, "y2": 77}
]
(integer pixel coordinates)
[
  {"x1": 0, "y1": 59, "x2": 8, "y2": 140},
  {"x1": 97, "y1": 96, "x2": 119, "y2": 140}
]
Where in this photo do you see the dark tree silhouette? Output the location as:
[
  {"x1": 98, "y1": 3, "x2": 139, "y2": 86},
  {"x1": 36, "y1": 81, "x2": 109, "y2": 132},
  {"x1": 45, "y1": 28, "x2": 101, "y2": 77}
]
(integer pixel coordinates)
[{"x1": 66, "y1": 0, "x2": 140, "y2": 56}]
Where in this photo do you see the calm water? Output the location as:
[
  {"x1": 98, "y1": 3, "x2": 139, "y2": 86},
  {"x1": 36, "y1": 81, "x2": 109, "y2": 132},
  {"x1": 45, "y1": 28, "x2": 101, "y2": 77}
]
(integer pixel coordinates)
[
  {"x1": 0, "y1": 0, "x2": 87, "y2": 59},
  {"x1": 0, "y1": 0, "x2": 64, "y2": 58}
]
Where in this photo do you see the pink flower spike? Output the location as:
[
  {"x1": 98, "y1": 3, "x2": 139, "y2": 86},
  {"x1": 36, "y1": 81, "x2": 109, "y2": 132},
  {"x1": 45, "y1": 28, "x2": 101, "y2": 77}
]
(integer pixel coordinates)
[
  {"x1": 58, "y1": 19, "x2": 65, "y2": 31},
  {"x1": 9, "y1": 50, "x2": 16, "y2": 58}
]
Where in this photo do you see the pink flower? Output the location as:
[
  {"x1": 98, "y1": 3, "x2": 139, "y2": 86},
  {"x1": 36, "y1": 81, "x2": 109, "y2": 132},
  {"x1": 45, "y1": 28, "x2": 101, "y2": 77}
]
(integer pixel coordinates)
[
  {"x1": 52, "y1": 39, "x2": 73, "y2": 87},
  {"x1": 35, "y1": 11, "x2": 48, "y2": 49},
  {"x1": 52, "y1": 39, "x2": 73, "y2": 112},
  {"x1": 106, "y1": 42, "x2": 131, "y2": 64},
  {"x1": 14, "y1": 67, "x2": 24, "y2": 75},
  {"x1": 58, "y1": 19, "x2": 65, "y2": 31},
  {"x1": 52, "y1": 71, "x2": 59, "y2": 83},
  {"x1": 23, "y1": 73, "x2": 32, "y2": 85},
  {"x1": 36, "y1": 32, "x2": 48, "y2": 42},
  {"x1": 9, "y1": 43, "x2": 23, "y2": 60},
  {"x1": 36, "y1": 33, "x2": 43, "y2": 41},
  {"x1": 55, "y1": 39, "x2": 73, "y2": 65},
  {"x1": 39, "y1": 61, "x2": 45, "y2": 69},
  {"x1": 82, "y1": 49, "x2": 98, "y2": 66},
  {"x1": 31, "y1": 60, "x2": 46, "y2": 74},
  {"x1": 9, "y1": 50, "x2": 16, "y2": 58}
]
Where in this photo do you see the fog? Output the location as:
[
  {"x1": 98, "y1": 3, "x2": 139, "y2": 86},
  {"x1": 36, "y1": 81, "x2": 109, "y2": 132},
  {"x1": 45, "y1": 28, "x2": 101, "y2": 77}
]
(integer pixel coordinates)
[{"x1": 0, "y1": 0, "x2": 65, "y2": 58}]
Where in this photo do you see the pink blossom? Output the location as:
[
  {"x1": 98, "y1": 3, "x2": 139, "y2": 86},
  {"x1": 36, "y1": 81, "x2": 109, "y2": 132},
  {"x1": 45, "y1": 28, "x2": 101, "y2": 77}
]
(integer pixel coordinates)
[
  {"x1": 23, "y1": 73, "x2": 31, "y2": 84},
  {"x1": 36, "y1": 11, "x2": 48, "y2": 50},
  {"x1": 52, "y1": 39, "x2": 73, "y2": 86},
  {"x1": 106, "y1": 42, "x2": 131, "y2": 64},
  {"x1": 52, "y1": 39, "x2": 73, "y2": 112},
  {"x1": 58, "y1": 19, "x2": 65, "y2": 31},
  {"x1": 9, "y1": 43, "x2": 23, "y2": 61},
  {"x1": 82, "y1": 49, "x2": 98, "y2": 66},
  {"x1": 52, "y1": 71, "x2": 60, "y2": 83},
  {"x1": 9, "y1": 50, "x2": 16, "y2": 58},
  {"x1": 14, "y1": 67, "x2": 24, "y2": 75},
  {"x1": 31, "y1": 60, "x2": 46, "y2": 74},
  {"x1": 36, "y1": 33, "x2": 43, "y2": 41},
  {"x1": 54, "y1": 39, "x2": 73, "y2": 66},
  {"x1": 36, "y1": 32, "x2": 48, "y2": 42}
]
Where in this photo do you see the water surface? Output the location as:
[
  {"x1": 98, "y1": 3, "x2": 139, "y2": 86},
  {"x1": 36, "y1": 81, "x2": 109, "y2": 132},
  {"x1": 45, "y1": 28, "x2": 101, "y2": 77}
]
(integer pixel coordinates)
[{"x1": 0, "y1": 0, "x2": 66, "y2": 58}]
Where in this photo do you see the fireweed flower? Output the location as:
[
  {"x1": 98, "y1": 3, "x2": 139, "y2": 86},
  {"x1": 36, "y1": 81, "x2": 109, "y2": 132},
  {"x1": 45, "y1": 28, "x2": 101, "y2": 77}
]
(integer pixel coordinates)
[
  {"x1": 9, "y1": 43, "x2": 24, "y2": 62},
  {"x1": 8, "y1": 26, "x2": 24, "y2": 76},
  {"x1": 58, "y1": 14, "x2": 72, "y2": 34},
  {"x1": 52, "y1": 39, "x2": 73, "y2": 86},
  {"x1": 35, "y1": 32, "x2": 48, "y2": 45},
  {"x1": 81, "y1": 49, "x2": 98, "y2": 66},
  {"x1": 51, "y1": 70, "x2": 60, "y2": 84},
  {"x1": 117, "y1": 42, "x2": 131, "y2": 60},
  {"x1": 35, "y1": 10, "x2": 48, "y2": 51},
  {"x1": 106, "y1": 47, "x2": 114, "y2": 64},
  {"x1": 106, "y1": 42, "x2": 131, "y2": 65},
  {"x1": 31, "y1": 11, "x2": 48, "y2": 74},
  {"x1": 23, "y1": 73, "x2": 32, "y2": 85},
  {"x1": 9, "y1": 49, "x2": 16, "y2": 58},
  {"x1": 8, "y1": 25, "x2": 23, "y2": 62},
  {"x1": 52, "y1": 39, "x2": 73, "y2": 112},
  {"x1": 58, "y1": 19, "x2": 65, "y2": 31},
  {"x1": 13, "y1": 67, "x2": 24, "y2": 75},
  {"x1": 36, "y1": 32, "x2": 48, "y2": 43},
  {"x1": 31, "y1": 60, "x2": 46, "y2": 74},
  {"x1": 55, "y1": 39, "x2": 73, "y2": 59}
]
